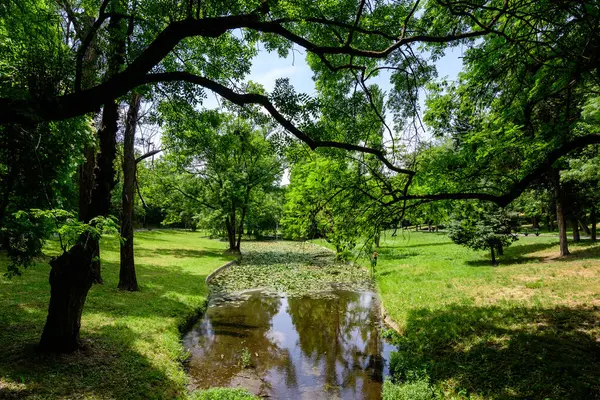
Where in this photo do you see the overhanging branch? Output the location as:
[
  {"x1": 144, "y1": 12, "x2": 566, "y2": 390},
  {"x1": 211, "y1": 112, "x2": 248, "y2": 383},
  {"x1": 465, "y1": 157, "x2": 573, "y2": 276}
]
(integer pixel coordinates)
[{"x1": 142, "y1": 72, "x2": 415, "y2": 175}]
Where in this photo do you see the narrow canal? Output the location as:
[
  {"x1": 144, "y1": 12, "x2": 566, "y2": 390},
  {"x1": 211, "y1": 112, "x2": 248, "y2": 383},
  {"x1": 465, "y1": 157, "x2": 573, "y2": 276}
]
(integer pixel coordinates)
[
  {"x1": 183, "y1": 241, "x2": 396, "y2": 399},
  {"x1": 183, "y1": 290, "x2": 395, "y2": 399}
]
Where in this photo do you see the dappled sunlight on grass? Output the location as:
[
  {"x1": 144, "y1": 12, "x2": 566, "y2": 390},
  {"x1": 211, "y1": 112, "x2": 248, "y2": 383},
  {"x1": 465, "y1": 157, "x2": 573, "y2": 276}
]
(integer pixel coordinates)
[{"x1": 372, "y1": 231, "x2": 600, "y2": 399}]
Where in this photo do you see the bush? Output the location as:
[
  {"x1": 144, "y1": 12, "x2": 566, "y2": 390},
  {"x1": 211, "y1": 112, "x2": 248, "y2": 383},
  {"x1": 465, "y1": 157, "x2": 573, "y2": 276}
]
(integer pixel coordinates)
[
  {"x1": 189, "y1": 388, "x2": 257, "y2": 400},
  {"x1": 382, "y1": 379, "x2": 435, "y2": 400}
]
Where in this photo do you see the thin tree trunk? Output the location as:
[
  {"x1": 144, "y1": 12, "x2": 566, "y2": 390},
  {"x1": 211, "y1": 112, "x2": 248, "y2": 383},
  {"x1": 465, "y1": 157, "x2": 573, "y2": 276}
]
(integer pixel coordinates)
[
  {"x1": 579, "y1": 218, "x2": 591, "y2": 236},
  {"x1": 225, "y1": 216, "x2": 237, "y2": 252},
  {"x1": 88, "y1": 101, "x2": 118, "y2": 285},
  {"x1": 118, "y1": 93, "x2": 141, "y2": 291},
  {"x1": 571, "y1": 217, "x2": 580, "y2": 242},
  {"x1": 0, "y1": 162, "x2": 15, "y2": 229},
  {"x1": 497, "y1": 242, "x2": 504, "y2": 256},
  {"x1": 490, "y1": 246, "x2": 496, "y2": 265},
  {"x1": 552, "y1": 167, "x2": 569, "y2": 256},
  {"x1": 532, "y1": 216, "x2": 539, "y2": 229},
  {"x1": 78, "y1": 146, "x2": 96, "y2": 221},
  {"x1": 236, "y1": 205, "x2": 247, "y2": 251},
  {"x1": 591, "y1": 205, "x2": 597, "y2": 241}
]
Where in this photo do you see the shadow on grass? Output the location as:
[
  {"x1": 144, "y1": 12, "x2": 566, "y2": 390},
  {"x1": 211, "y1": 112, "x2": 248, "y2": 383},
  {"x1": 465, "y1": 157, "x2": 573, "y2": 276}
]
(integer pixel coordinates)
[
  {"x1": 464, "y1": 240, "x2": 600, "y2": 267},
  {"x1": 379, "y1": 241, "x2": 450, "y2": 250},
  {"x1": 0, "y1": 324, "x2": 183, "y2": 400},
  {"x1": 390, "y1": 304, "x2": 600, "y2": 399},
  {"x1": 0, "y1": 241, "x2": 227, "y2": 399},
  {"x1": 136, "y1": 247, "x2": 229, "y2": 260}
]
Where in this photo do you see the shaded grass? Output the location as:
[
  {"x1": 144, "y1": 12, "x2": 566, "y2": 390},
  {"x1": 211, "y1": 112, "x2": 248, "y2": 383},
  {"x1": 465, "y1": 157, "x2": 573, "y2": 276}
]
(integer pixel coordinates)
[
  {"x1": 351, "y1": 231, "x2": 600, "y2": 399},
  {"x1": 0, "y1": 230, "x2": 235, "y2": 399}
]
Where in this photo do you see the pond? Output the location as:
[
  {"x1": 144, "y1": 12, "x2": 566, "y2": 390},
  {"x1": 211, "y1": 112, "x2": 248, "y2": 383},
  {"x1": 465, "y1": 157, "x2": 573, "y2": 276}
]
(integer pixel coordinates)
[{"x1": 183, "y1": 289, "x2": 395, "y2": 399}]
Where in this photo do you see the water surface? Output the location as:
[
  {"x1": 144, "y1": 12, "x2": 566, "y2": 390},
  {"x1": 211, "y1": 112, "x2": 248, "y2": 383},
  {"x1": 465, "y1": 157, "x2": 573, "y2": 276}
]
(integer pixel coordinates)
[{"x1": 183, "y1": 290, "x2": 395, "y2": 399}]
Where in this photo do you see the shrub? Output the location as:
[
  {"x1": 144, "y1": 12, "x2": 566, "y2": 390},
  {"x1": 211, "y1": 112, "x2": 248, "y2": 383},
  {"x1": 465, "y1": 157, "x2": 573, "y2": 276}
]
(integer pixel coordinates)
[
  {"x1": 189, "y1": 387, "x2": 257, "y2": 400},
  {"x1": 382, "y1": 379, "x2": 435, "y2": 400}
]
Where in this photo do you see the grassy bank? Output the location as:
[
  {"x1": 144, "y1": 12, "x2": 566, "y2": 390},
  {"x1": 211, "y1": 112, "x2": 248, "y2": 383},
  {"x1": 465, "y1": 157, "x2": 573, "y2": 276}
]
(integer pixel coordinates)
[
  {"x1": 371, "y1": 231, "x2": 600, "y2": 399},
  {"x1": 0, "y1": 230, "x2": 235, "y2": 399}
]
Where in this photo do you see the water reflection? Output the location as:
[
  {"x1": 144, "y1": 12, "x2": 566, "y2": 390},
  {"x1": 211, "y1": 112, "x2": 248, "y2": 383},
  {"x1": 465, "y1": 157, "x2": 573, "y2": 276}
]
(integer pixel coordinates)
[{"x1": 184, "y1": 290, "x2": 395, "y2": 399}]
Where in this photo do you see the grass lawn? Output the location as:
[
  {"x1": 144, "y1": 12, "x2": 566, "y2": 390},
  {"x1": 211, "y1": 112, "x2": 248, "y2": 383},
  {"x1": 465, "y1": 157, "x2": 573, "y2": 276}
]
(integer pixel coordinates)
[
  {"x1": 371, "y1": 231, "x2": 600, "y2": 399},
  {"x1": 0, "y1": 230, "x2": 235, "y2": 400}
]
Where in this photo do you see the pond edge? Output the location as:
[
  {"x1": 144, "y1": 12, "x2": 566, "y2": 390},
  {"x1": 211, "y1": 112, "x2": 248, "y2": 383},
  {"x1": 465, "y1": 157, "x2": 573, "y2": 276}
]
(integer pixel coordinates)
[{"x1": 205, "y1": 257, "x2": 241, "y2": 284}]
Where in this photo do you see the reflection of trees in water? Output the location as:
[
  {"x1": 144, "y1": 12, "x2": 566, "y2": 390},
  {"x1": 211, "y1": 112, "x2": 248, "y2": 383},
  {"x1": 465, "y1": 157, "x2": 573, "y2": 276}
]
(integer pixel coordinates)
[
  {"x1": 286, "y1": 292, "x2": 386, "y2": 398},
  {"x1": 188, "y1": 294, "x2": 298, "y2": 391},
  {"x1": 187, "y1": 291, "x2": 386, "y2": 399}
]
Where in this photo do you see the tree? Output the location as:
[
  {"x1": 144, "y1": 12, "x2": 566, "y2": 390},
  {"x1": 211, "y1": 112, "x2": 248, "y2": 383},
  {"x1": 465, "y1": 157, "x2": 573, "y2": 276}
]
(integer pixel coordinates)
[
  {"x1": 118, "y1": 93, "x2": 142, "y2": 291},
  {"x1": 3, "y1": 0, "x2": 600, "y2": 352},
  {"x1": 448, "y1": 204, "x2": 518, "y2": 265},
  {"x1": 161, "y1": 108, "x2": 282, "y2": 252}
]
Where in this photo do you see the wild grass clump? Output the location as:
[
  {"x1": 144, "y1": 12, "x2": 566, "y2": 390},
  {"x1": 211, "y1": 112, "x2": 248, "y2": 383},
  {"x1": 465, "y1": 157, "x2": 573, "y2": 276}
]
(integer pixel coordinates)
[{"x1": 189, "y1": 387, "x2": 257, "y2": 400}]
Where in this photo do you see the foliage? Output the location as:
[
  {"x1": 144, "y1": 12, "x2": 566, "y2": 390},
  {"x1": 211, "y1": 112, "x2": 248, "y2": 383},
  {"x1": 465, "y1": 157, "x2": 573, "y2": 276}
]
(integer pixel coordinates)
[
  {"x1": 282, "y1": 153, "x2": 384, "y2": 260},
  {"x1": 382, "y1": 379, "x2": 435, "y2": 400},
  {"x1": 1, "y1": 209, "x2": 118, "y2": 277},
  {"x1": 210, "y1": 241, "x2": 372, "y2": 296},
  {"x1": 239, "y1": 347, "x2": 251, "y2": 369},
  {"x1": 447, "y1": 204, "x2": 518, "y2": 264},
  {"x1": 159, "y1": 108, "x2": 283, "y2": 250},
  {"x1": 189, "y1": 387, "x2": 257, "y2": 400}
]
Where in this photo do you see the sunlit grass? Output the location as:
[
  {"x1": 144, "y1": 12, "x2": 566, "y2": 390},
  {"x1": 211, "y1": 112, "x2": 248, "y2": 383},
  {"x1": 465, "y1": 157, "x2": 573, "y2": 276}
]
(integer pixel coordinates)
[{"x1": 0, "y1": 230, "x2": 235, "y2": 399}]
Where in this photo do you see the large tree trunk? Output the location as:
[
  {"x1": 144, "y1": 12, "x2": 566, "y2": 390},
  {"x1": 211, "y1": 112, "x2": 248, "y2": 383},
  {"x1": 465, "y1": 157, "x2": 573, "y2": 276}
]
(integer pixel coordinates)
[
  {"x1": 118, "y1": 93, "x2": 141, "y2": 291},
  {"x1": 38, "y1": 4, "x2": 124, "y2": 353},
  {"x1": 571, "y1": 217, "x2": 580, "y2": 242},
  {"x1": 552, "y1": 167, "x2": 570, "y2": 256},
  {"x1": 39, "y1": 100, "x2": 118, "y2": 352},
  {"x1": 38, "y1": 240, "x2": 96, "y2": 352}
]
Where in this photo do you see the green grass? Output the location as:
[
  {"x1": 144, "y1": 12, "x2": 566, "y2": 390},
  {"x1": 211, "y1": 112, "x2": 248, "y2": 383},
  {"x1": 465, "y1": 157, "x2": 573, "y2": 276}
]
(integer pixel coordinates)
[
  {"x1": 368, "y1": 231, "x2": 600, "y2": 399},
  {"x1": 0, "y1": 230, "x2": 235, "y2": 399},
  {"x1": 210, "y1": 241, "x2": 371, "y2": 296}
]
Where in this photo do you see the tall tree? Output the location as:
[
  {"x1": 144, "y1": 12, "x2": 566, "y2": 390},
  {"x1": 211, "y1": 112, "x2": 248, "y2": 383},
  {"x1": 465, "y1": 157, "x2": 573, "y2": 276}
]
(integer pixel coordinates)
[
  {"x1": 161, "y1": 108, "x2": 282, "y2": 252},
  {"x1": 118, "y1": 93, "x2": 141, "y2": 291}
]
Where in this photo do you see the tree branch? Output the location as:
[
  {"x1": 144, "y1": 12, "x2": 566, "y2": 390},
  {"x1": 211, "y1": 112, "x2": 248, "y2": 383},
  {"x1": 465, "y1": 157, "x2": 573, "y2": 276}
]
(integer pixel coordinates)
[
  {"x1": 142, "y1": 72, "x2": 415, "y2": 175},
  {"x1": 385, "y1": 134, "x2": 600, "y2": 207},
  {"x1": 0, "y1": 8, "x2": 505, "y2": 124},
  {"x1": 135, "y1": 149, "x2": 162, "y2": 164}
]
